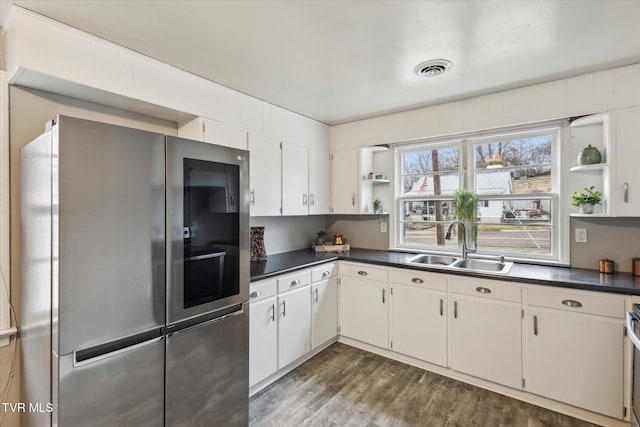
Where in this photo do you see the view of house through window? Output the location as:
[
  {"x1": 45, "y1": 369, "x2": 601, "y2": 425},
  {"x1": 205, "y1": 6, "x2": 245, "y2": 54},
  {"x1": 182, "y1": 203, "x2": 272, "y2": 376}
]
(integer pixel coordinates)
[{"x1": 397, "y1": 127, "x2": 559, "y2": 260}]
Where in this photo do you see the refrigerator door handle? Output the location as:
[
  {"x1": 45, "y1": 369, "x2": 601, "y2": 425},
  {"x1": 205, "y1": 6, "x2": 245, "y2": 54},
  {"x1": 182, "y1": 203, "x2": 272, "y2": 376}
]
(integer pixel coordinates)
[
  {"x1": 74, "y1": 329, "x2": 164, "y2": 367},
  {"x1": 167, "y1": 304, "x2": 246, "y2": 337}
]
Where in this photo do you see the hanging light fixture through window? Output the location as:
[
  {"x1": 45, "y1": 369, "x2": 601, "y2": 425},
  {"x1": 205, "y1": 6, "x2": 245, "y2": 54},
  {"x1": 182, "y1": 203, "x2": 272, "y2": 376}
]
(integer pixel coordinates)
[{"x1": 486, "y1": 156, "x2": 505, "y2": 169}]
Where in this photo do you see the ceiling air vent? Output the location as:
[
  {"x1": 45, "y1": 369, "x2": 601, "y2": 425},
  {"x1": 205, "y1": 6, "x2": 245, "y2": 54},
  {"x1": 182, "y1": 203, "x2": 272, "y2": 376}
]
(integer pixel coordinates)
[{"x1": 414, "y1": 59, "x2": 452, "y2": 78}]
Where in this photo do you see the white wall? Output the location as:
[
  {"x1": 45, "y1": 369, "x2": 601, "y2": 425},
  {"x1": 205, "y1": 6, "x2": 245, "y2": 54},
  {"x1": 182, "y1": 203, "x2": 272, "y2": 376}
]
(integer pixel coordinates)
[{"x1": 330, "y1": 64, "x2": 640, "y2": 149}]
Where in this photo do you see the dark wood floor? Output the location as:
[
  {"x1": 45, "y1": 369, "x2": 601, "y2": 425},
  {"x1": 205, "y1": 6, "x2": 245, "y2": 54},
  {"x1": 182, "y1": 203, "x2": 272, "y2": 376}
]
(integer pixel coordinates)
[{"x1": 249, "y1": 342, "x2": 600, "y2": 427}]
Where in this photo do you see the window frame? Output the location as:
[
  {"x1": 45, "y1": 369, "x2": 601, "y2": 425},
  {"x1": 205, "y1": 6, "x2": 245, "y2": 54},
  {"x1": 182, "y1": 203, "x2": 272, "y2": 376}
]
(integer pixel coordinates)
[{"x1": 392, "y1": 121, "x2": 566, "y2": 264}]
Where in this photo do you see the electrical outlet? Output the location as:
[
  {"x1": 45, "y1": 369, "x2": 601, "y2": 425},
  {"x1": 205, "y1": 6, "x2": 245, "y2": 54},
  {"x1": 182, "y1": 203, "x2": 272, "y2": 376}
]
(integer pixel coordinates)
[
  {"x1": 381, "y1": 222, "x2": 387, "y2": 233},
  {"x1": 575, "y1": 228, "x2": 587, "y2": 243}
]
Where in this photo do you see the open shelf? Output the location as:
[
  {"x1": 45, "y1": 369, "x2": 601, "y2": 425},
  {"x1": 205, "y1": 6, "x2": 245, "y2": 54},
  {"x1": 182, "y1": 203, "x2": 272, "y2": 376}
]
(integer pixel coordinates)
[
  {"x1": 363, "y1": 178, "x2": 390, "y2": 184},
  {"x1": 569, "y1": 163, "x2": 608, "y2": 173},
  {"x1": 570, "y1": 113, "x2": 607, "y2": 128},
  {"x1": 569, "y1": 213, "x2": 608, "y2": 217}
]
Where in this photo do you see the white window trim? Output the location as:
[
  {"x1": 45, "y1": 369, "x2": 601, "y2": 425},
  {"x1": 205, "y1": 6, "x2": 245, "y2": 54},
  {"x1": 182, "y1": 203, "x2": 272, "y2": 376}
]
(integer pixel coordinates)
[{"x1": 390, "y1": 120, "x2": 569, "y2": 265}]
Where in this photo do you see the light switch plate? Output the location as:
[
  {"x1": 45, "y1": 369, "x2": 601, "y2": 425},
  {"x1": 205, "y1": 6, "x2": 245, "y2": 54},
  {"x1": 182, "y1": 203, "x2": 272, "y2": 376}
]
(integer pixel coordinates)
[{"x1": 575, "y1": 228, "x2": 587, "y2": 243}]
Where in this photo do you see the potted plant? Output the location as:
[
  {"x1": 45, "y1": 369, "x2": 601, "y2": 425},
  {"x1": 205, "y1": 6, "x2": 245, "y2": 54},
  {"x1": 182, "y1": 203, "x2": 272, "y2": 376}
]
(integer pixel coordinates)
[
  {"x1": 315, "y1": 230, "x2": 328, "y2": 246},
  {"x1": 452, "y1": 189, "x2": 478, "y2": 243},
  {"x1": 571, "y1": 186, "x2": 603, "y2": 214}
]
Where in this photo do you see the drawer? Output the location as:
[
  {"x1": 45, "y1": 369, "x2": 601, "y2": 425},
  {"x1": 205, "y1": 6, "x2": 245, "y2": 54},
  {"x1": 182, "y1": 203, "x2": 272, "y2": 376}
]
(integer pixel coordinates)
[
  {"x1": 340, "y1": 263, "x2": 389, "y2": 282},
  {"x1": 311, "y1": 263, "x2": 337, "y2": 282},
  {"x1": 527, "y1": 287, "x2": 625, "y2": 319},
  {"x1": 449, "y1": 276, "x2": 521, "y2": 303},
  {"x1": 249, "y1": 279, "x2": 277, "y2": 301},
  {"x1": 389, "y1": 268, "x2": 447, "y2": 292},
  {"x1": 277, "y1": 270, "x2": 312, "y2": 293}
]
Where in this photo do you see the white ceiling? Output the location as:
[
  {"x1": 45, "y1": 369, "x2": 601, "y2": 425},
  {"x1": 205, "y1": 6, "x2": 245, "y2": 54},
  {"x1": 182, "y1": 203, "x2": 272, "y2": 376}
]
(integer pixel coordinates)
[{"x1": 2, "y1": 0, "x2": 640, "y2": 125}]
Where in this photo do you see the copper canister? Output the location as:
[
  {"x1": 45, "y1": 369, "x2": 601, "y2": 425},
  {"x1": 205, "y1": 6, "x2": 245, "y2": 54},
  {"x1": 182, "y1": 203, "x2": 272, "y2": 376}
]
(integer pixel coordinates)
[
  {"x1": 633, "y1": 258, "x2": 640, "y2": 276},
  {"x1": 599, "y1": 259, "x2": 614, "y2": 274}
]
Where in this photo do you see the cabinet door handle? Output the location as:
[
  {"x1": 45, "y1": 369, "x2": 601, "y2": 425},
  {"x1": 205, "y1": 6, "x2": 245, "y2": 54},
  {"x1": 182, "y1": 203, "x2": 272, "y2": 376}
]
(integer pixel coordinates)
[
  {"x1": 352, "y1": 193, "x2": 356, "y2": 206},
  {"x1": 440, "y1": 299, "x2": 444, "y2": 316},
  {"x1": 454, "y1": 301, "x2": 458, "y2": 319},
  {"x1": 322, "y1": 271, "x2": 330, "y2": 278},
  {"x1": 561, "y1": 299, "x2": 583, "y2": 308},
  {"x1": 281, "y1": 300, "x2": 286, "y2": 317},
  {"x1": 533, "y1": 315, "x2": 538, "y2": 335},
  {"x1": 250, "y1": 189, "x2": 255, "y2": 205},
  {"x1": 290, "y1": 279, "x2": 301, "y2": 287},
  {"x1": 249, "y1": 290, "x2": 261, "y2": 299},
  {"x1": 314, "y1": 288, "x2": 319, "y2": 303},
  {"x1": 624, "y1": 182, "x2": 629, "y2": 203},
  {"x1": 310, "y1": 194, "x2": 315, "y2": 206},
  {"x1": 411, "y1": 277, "x2": 424, "y2": 284},
  {"x1": 303, "y1": 193, "x2": 308, "y2": 206},
  {"x1": 270, "y1": 303, "x2": 275, "y2": 322},
  {"x1": 357, "y1": 270, "x2": 368, "y2": 276},
  {"x1": 382, "y1": 289, "x2": 386, "y2": 304},
  {"x1": 475, "y1": 286, "x2": 491, "y2": 294}
]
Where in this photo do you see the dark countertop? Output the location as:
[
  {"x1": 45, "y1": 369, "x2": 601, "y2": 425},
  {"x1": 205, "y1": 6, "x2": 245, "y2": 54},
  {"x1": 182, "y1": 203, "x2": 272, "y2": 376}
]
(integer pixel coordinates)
[{"x1": 250, "y1": 248, "x2": 640, "y2": 296}]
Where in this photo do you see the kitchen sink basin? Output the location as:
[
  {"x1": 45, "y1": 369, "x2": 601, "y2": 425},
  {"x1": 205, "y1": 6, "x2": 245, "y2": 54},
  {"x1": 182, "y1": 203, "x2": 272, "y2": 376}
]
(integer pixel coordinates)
[
  {"x1": 404, "y1": 254, "x2": 459, "y2": 267},
  {"x1": 403, "y1": 254, "x2": 513, "y2": 275},
  {"x1": 450, "y1": 258, "x2": 513, "y2": 274}
]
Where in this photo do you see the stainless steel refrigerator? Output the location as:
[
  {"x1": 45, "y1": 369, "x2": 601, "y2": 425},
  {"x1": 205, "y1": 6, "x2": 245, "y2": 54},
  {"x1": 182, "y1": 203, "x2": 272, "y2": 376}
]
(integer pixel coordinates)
[{"x1": 20, "y1": 115, "x2": 250, "y2": 426}]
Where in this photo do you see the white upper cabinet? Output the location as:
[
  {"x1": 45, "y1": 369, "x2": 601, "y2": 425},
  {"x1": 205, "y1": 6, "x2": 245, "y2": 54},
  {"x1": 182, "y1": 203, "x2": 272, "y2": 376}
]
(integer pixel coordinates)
[
  {"x1": 282, "y1": 142, "x2": 309, "y2": 216},
  {"x1": 248, "y1": 133, "x2": 282, "y2": 216},
  {"x1": 610, "y1": 108, "x2": 640, "y2": 216},
  {"x1": 308, "y1": 148, "x2": 330, "y2": 215},
  {"x1": 178, "y1": 117, "x2": 248, "y2": 150},
  {"x1": 331, "y1": 149, "x2": 360, "y2": 214}
]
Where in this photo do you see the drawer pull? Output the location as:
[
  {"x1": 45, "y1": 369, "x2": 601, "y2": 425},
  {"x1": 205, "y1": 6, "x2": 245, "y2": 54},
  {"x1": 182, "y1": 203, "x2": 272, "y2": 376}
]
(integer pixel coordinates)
[
  {"x1": 357, "y1": 270, "x2": 368, "y2": 276},
  {"x1": 290, "y1": 279, "x2": 301, "y2": 286},
  {"x1": 411, "y1": 277, "x2": 424, "y2": 284},
  {"x1": 475, "y1": 286, "x2": 492, "y2": 294},
  {"x1": 249, "y1": 290, "x2": 261, "y2": 298},
  {"x1": 322, "y1": 271, "x2": 330, "y2": 277},
  {"x1": 561, "y1": 299, "x2": 582, "y2": 308}
]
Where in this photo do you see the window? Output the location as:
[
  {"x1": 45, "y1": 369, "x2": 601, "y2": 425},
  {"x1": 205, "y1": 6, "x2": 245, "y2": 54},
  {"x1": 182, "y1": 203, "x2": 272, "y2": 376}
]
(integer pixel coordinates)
[{"x1": 395, "y1": 125, "x2": 561, "y2": 262}]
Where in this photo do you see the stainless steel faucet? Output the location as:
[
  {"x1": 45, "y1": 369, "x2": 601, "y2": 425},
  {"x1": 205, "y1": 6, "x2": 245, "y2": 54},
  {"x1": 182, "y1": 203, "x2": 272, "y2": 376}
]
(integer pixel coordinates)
[{"x1": 445, "y1": 220, "x2": 476, "y2": 260}]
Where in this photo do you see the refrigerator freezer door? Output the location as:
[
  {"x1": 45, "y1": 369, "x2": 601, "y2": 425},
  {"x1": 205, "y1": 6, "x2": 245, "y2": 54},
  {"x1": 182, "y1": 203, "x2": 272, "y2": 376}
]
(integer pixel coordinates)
[
  {"x1": 165, "y1": 305, "x2": 249, "y2": 426},
  {"x1": 55, "y1": 116, "x2": 166, "y2": 355},
  {"x1": 57, "y1": 336, "x2": 164, "y2": 427}
]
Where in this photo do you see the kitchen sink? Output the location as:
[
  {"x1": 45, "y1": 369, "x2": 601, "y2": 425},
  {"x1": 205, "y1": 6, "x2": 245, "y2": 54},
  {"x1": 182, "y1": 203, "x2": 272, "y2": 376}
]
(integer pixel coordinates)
[
  {"x1": 450, "y1": 258, "x2": 513, "y2": 274},
  {"x1": 403, "y1": 254, "x2": 513, "y2": 275},
  {"x1": 404, "y1": 254, "x2": 459, "y2": 267}
]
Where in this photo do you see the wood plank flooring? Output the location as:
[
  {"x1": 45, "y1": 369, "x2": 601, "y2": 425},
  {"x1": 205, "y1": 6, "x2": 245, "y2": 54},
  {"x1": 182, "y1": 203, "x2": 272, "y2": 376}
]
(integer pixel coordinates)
[{"x1": 249, "y1": 343, "x2": 599, "y2": 427}]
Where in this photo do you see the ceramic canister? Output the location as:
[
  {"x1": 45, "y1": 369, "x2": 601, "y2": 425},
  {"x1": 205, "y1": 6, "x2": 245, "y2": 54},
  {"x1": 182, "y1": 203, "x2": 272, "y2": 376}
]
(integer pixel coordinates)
[{"x1": 577, "y1": 144, "x2": 602, "y2": 166}]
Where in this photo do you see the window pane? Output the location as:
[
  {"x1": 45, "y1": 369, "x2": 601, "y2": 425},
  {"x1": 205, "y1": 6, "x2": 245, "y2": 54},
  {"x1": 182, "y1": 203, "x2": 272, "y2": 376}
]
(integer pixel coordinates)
[
  {"x1": 477, "y1": 198, "x2": 551, "y2": 224},
  {"x1": 476, "y1": 224, "x2": 551, "y2": 256},
  {"x1": 402, "y1": 222, "x2": 460, "y2": 248},
  {"x1": 402, "y1": 200, "x2": 456, "y2": 222},
  {"x1": 401, "y1": 145, "x2": 460, "y2": 196},
  {"x1": 473, "y1": 135, "x2": 552, "y2": 195}
]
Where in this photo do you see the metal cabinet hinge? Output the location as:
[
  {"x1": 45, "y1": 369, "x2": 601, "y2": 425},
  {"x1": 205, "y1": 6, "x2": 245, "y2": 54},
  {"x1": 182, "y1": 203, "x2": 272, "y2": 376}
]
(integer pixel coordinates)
[
  {"x1": 390, "y1": 341, "x2": 393, "y2": 349},
  {"x1": 390, "y1": 287, "x2": 393, "y2": 295},
  {"x1": 330, "y1": 153, "x2": 334, "y2": 161},
  {"x1": 522, "y1": 378, "x2": 525, "y2": 388},
  {"x1": 624, "y1": 326, "x2": 628, "y2": 337},
  {"x1": 279, "y1": 142, "x2": 282, "y2": 149},
  {"x1": 624, "y1": 406, "x2": 627, "y2": 417},
  {"x1": 521, "y1": 309, "x2": 524, "y2": 319},
  {"x1": 202, "y1": 122, "x2": 205, "y2": 133},
  {"x1": 338, "y1": 278, "x2": 341, "y2": 285}
]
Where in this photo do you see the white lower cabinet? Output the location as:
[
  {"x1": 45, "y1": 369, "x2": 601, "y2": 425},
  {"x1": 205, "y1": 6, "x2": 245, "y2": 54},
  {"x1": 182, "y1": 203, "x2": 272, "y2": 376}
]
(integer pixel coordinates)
[
  {"x1": 525, "y1": 288, "x2": 625, "y2": 419},
  {"x1": 389, "y1": 270, "x2": 447, "y2": 366},
  {"x1": 339, "y1": 263, "x2": 390, "y2": 349},
  {"x1": 311, "y1": 277, "x2": 338, "y2": 348},
  {"x1": 249, "y1": 280, "x2": 278, "y2": 387},
  {"x1": 278, "y1": 285, "x2": 312, "y2": 368},
  {"x1": 448, "y1": 278, "x2": 522, "y2": 389}
]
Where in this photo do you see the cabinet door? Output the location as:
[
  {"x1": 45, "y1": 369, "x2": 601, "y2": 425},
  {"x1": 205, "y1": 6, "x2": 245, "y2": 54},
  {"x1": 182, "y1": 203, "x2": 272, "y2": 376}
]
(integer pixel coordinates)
[
  {"x1": 339, "y1": 276, "x2": 388, "y2": 348},
  {"x1": 249, "y1": 297, "x2": 278, "y2": 387},
  {"x1": 448, "y1": 296, "x2": 521, "y2": 389},
  {"x1": 526, "y1": 309, "x2": 623, "y2": 418},
  {"x1": 278, "y1": 286, "x2": 311, "y2": 369},
  {"x1": 248, "y1": 133, "x2": 281, "y2": 216},
  {"x1": 202, "y1": 119, "x2": 248, "y2": 150},
  {"x1": 282, "y1": 142, "x2": 309, "y2": 215},
  {"x1": 390, "y1": 284, "x2": 447, "y2": 367},
  {"x1": 330, "y1": 150, "x2": 359, "y2": 214},
  {"x1": 309, "y1": 148, "x2": 330, "y2": 215},
  {"x1": 311, "y1": 277, "x2": 338, "y2": 348},
  {"x1": 612, "y1": 108, "x2": 640, "y2": 216}
]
